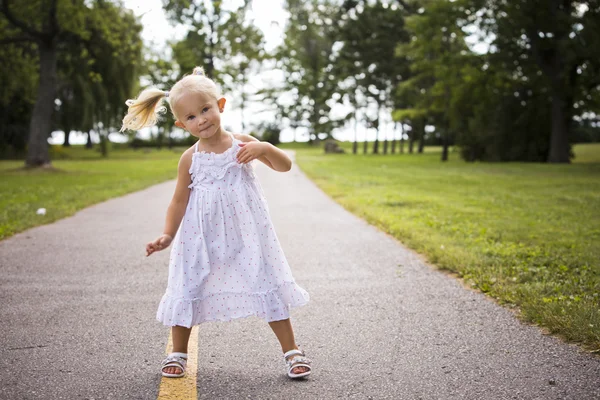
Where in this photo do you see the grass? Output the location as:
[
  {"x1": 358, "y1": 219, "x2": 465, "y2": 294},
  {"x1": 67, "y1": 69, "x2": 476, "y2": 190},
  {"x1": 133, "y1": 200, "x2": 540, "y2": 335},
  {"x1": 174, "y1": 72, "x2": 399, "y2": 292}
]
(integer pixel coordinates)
[
  {"x1": 289, "y1": 142, "x2": 600, "y2": 350},
  {"x1": 0, "y1": 145, "x2": 184, "y2": 240}
]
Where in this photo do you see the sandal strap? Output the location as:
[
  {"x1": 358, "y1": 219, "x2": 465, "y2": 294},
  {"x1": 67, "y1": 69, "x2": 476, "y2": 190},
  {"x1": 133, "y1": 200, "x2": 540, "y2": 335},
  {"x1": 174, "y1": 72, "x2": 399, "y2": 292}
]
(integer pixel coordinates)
[
  {"x1": 286, "y1": 356, "x2": 311, "y2": 369},
  {"x1": 162, "y1": 354, "x2": 187, "y2": 369},
  {"x1": 283, "y1": 349, "x2": 304, "y2": 359}
]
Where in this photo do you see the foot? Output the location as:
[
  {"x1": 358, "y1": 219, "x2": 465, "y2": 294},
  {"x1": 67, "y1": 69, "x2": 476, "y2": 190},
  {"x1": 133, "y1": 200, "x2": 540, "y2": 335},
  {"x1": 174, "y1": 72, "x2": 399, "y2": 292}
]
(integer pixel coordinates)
[
  {"x1": 284, "y1": 349, "x2": 312, "y2": 378},
  {"x1": 163, "y1": 364, "x2": 184, "y2": 375},
  {"x1": 161, "y1": 353, "x2": 187, "y2": 378},
  {"x1": 286, "y1": 354, "x2": 309, "y2": 374}
]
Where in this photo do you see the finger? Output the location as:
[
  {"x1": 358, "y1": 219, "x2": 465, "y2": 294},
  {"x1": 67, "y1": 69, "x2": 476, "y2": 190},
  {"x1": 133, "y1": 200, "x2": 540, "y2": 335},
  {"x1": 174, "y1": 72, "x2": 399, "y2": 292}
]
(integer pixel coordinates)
[
  {"x1": 238, "y1": 143, "x2": 246, "y2": 147},
  {"x1": 239, "y1": 155, "x2": 252, "y2": 164}
]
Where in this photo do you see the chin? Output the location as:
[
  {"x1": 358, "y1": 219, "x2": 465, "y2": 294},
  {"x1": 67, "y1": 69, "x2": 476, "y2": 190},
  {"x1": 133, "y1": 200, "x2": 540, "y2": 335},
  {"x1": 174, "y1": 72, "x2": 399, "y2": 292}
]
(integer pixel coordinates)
[{"x1": 198, "y1": 126, "x2": 217, "y2": 138}]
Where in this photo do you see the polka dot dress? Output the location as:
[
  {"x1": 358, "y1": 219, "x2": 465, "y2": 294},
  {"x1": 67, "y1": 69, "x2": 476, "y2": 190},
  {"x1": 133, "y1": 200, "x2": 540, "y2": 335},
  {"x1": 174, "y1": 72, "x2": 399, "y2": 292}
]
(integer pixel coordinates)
[{"x1": 156, "y1": 134, "x2": 310, "y2": 327}]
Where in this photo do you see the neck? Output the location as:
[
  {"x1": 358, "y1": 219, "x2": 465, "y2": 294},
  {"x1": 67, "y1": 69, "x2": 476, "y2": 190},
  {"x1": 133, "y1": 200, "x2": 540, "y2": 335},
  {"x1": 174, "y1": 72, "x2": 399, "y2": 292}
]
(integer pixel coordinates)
[{"x1": 198, "y1": 127, "x2": 230, "y2": 147}]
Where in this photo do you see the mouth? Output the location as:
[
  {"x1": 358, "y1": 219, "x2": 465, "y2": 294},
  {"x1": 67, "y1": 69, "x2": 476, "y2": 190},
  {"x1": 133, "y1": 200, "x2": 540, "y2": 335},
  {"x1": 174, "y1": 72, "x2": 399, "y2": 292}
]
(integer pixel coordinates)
[{"x1": 199, "y1": 124, "x2": 213, "y2": 133}]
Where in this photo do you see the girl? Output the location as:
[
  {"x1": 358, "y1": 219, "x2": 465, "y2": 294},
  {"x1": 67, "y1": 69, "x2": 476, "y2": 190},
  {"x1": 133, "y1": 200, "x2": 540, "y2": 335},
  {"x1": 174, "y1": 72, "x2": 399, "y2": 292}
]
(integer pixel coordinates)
[{"x1": 121, "y1": 67, "x2": 312, "y2": 379}]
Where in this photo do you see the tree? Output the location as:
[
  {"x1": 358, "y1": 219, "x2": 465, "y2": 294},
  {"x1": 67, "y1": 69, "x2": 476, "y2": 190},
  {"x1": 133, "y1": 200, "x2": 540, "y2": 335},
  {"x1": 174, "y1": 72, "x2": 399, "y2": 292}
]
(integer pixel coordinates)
[
  {"x1": 219, "y1": 5, "x2": 266, "y2": 132},
  {"x1": 275, "y1": 0, "x2": 341, "y2": 143},
  {"x1": 0, "y1": 18, "x2": 37, "y2": 158},
  {"x1": 54, "y1": 1, "x2": 143, "y2": 155},
  {"x1": 335, "y1": 0, "x2": 410, "y2": 154},
  {"x1": 0, "y1": 0, "x2": 143, "y2": 165},
  {"x1": 466, "y1": 0, "x2": 600, "y2": 163},
  {"x1": 394, "y1": 0, "x2": 470, "y2": 161}
]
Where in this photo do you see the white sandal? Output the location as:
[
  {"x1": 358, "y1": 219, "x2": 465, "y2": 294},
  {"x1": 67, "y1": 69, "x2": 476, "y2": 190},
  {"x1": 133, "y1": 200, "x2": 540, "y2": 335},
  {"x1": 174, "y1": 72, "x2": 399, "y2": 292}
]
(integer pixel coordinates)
[
  {"x1": 161, "y1": 352, "x2": 187, "y2": 378},
  {"x1": 284, "y1": 349, "x2": 312, "y2": 379}
]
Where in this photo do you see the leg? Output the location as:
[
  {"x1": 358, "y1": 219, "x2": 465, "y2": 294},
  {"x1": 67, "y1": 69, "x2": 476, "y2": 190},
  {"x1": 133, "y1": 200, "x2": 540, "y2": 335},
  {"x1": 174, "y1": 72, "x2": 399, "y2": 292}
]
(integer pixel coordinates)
[
  {"x1": 268, "y1": 318, "x2": 309, "y2": 375},
  {"x1": 164, "y1": 325, "x2": 192, "y2": 375}
]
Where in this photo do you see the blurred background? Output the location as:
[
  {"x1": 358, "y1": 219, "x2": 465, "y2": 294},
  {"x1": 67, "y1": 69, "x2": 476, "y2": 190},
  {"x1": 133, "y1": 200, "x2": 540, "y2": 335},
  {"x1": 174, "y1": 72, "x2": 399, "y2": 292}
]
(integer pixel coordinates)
[{"x1": 1, "y1": 0, "x2": 599, "y2": 165}]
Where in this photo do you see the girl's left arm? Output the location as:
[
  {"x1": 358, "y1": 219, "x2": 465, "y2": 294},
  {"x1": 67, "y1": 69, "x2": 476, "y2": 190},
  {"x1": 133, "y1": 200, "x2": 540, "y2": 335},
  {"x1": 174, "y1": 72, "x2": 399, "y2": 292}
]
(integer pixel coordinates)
[{"x1": 235, "y1": 134, "x2": 292, "y2": 172}]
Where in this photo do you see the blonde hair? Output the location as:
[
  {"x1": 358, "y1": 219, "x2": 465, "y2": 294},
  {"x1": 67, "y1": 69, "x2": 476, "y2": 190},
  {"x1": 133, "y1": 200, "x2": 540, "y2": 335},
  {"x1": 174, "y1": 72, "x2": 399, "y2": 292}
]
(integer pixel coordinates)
[{"x1": 120, "y1": 67, "x2": 221, "y2": 132}]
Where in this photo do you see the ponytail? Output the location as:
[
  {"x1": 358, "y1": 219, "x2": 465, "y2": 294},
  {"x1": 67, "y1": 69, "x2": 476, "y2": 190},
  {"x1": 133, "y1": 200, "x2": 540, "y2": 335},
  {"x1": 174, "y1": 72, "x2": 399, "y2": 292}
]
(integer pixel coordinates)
[{"x1": 120, "y1": 88, "x2": 168, "y2": 132}]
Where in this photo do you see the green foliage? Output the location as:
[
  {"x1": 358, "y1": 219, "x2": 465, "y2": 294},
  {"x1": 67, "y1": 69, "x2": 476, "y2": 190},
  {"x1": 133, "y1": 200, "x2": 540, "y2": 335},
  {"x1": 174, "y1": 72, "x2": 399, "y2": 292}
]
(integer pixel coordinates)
[
  {"x1": 0, "y1": 0, "x2": 144, "y2": 160},
  {"x1": 390, "y1": 0, "x2": 600, "y2": 163},
  {"x1": 336, "y1": 0, "x2": 410, "y2": 153},
  {"x1": 273, "y1": 0, "x2": 342, "y2": 142},
  {"x1": 462, "y1": 0, "x2": 600, "y2": 162},
  {"x1": 256, "y1": 123, "x2": 281, "y2": 145}
]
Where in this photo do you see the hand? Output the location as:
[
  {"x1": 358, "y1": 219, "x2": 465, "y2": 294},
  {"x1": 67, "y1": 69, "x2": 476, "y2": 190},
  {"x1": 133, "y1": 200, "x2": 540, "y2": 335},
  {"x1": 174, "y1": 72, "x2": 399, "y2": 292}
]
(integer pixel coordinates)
[
  {"x1": 146, "y1": 234, "x2": 173, "y2": 257},
  {"x1": 237, "y1": 142, "x2": 268, "y2": 164}
]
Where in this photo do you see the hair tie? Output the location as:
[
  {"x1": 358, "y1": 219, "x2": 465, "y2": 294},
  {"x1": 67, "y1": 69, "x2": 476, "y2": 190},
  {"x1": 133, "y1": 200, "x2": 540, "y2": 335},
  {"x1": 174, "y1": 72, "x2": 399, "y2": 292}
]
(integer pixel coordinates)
[
  {"x1": 164, "y1": 91, "x2": 169, "y2": 98},
  {"x1": 194, "y1": 68, "x2": 205, "y2": 76}
]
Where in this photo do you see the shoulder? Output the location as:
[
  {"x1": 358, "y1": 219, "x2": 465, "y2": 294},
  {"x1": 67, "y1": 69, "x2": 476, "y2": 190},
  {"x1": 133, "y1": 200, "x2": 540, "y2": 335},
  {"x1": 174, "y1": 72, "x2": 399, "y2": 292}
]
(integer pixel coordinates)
[
  {"x1": 178, "y1": 145, "x2": 195, "y2": 171},
  {"x1": 233, "y1": 133, "x2": 260, "y2": 143}
]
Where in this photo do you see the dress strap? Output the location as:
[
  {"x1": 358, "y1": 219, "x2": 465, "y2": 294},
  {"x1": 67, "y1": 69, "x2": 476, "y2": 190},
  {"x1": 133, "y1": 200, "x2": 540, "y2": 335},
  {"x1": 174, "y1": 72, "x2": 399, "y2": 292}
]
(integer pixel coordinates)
[{"x1": 194, "y1": 140, "x2": 199, "y2": 153}]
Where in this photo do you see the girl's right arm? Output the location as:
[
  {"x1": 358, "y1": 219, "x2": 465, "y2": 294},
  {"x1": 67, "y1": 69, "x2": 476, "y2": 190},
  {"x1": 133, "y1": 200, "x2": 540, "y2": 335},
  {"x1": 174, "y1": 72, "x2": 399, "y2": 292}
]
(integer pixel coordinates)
[{"x1": 146, "y1": 150, "x2": 193, "y2": 256}]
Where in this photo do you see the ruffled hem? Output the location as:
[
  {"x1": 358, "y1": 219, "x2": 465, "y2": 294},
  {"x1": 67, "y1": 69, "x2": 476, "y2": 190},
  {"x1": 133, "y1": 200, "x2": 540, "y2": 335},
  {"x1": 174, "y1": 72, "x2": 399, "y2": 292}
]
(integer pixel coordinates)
[{"x1": 156, "y1": 281, "x2": 310, "y2": 327}]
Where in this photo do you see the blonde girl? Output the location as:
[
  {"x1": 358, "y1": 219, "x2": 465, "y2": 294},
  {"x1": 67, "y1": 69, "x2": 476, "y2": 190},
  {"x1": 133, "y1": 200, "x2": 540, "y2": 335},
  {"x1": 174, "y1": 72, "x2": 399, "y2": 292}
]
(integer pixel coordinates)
[{"x1": 121, "y1": 67, "x2": 312, "y2": 379}]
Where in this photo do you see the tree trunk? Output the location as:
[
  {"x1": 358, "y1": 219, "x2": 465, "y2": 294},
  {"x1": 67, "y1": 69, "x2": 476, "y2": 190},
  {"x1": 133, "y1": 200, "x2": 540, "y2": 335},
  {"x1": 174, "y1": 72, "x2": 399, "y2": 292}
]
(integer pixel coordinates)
[
  {"x1": 418, "y1": 118, "x2": 425, "y2": 154},
  {"x1": 547, "y1": 92, "x2": 571, "y2": 163},
  {"x1": 62, "y1": 129, "x2": 71, "y2": 147},
  {"x1": 363, "y1": 137, "x2": 368, "y2": 154},
  {"x1": 99, "y1": 131, "x2": 108, "y2": 157},
  {"x1": 391, "y1": 122, "x2": 396, "y2": 154},
  {"x1": 409, "y1": 126, "x2": 414, "y2": 153},
  {"x1": 26, "y1": 42, "x2": 57, "y2": 167},
  {"x1": 352, "y1": 117, "x2": 358, "y2": 154},
  {"x1": 86, "y1": 131, "x2": 93, "y2": 148},
  {"x1": 441, "y1": 128, "x2": 449, "y2": 162},
  {"x1": 240, "y1": 70, "x2": 247, "y2": 132},
  {"x1": 399, "y1": 122, "x2": 404, "y2": 154}
]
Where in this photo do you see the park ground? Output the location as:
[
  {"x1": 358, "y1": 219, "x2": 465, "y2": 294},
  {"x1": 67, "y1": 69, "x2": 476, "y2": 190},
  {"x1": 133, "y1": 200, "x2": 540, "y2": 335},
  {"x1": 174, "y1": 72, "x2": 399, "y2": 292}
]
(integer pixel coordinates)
[{"x1": 1, "y1": 142, "x2": 599, "y2": 350}]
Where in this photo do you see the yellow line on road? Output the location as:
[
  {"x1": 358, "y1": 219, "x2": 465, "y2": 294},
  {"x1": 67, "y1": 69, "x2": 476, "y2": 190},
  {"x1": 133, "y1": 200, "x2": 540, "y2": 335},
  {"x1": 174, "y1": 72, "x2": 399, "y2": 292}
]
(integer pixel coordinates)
[{"x1": 157, "y1": 326, "x2": 199, "y2": 399}]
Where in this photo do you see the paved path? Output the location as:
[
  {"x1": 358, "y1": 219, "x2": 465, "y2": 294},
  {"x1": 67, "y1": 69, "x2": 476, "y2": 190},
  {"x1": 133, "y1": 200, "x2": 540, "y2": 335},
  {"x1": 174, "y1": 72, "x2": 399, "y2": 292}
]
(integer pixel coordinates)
[{"x1": 1, "y1": 154, "x2": 599, "y2": 400}]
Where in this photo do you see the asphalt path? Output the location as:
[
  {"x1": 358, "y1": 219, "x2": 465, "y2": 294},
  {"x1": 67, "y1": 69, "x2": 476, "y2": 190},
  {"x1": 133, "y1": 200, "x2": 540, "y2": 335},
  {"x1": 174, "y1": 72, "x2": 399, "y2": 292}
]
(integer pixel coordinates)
[{"x1": 1, "y1": 152, "x2": 599, "y2": 400}]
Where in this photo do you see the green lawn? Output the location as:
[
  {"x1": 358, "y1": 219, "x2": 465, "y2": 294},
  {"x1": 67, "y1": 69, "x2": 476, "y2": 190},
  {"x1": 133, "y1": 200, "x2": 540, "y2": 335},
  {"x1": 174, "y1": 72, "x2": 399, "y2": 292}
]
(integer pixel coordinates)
[
  {"x1": 0, "y1": 145, "x2": 184, "y2": 240},
  {"x1": 289, "y1": 142, "x2": 600, "y2": 350}
]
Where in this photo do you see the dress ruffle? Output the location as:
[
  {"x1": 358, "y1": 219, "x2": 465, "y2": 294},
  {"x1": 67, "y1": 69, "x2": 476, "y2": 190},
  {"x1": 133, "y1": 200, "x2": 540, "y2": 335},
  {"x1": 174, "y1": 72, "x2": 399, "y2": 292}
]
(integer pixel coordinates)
[
  {"x1": 188, "y1": 140, "x2": 253, "y2": 187},
  {"x1": 156, "y1": 281, "x2": 310, "y2": 327}
]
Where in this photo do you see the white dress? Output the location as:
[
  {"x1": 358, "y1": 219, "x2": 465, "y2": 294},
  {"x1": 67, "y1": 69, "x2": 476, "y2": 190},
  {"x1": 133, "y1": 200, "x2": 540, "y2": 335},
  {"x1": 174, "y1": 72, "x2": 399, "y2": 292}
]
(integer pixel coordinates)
[{"x1": 156, "y1": 134, "x2": 310, "y2": 327}]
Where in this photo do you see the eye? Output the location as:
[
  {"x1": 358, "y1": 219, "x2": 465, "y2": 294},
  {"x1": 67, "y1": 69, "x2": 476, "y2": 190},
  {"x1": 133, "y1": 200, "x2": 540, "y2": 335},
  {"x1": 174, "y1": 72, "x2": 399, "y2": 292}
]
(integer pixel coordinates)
[
  {"x1": 187, "y1": 115, "x2": 195, "y2": 121},
  {"x1": 202, "y1": 107, "x2": 209, "y2": 113}
]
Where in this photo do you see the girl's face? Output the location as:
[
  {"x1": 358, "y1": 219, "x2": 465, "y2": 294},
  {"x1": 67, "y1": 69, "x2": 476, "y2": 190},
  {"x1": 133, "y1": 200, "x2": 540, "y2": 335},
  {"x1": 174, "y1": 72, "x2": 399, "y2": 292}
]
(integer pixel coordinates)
[{"x1": 173, "y1": 91, "x2": 226, "y2": 139}]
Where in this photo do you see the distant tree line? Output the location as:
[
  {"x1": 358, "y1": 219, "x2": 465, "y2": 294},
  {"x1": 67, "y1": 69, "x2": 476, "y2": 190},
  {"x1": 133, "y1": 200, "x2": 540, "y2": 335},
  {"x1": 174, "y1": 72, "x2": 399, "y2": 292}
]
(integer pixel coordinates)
[
  {"x1": 2, "y1": 0, "x2": 599, "y2": 165},
  {"x1": 274, "y1": 0, "x2": 600, "y2": 162}
]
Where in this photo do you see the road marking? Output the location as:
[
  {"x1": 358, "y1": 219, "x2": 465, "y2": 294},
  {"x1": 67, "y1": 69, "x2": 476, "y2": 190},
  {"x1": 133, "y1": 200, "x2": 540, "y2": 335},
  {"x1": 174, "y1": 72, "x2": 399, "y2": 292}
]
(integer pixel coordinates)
[{"x1": 157, "y1": 326, "x2": 199, "y2": 399}]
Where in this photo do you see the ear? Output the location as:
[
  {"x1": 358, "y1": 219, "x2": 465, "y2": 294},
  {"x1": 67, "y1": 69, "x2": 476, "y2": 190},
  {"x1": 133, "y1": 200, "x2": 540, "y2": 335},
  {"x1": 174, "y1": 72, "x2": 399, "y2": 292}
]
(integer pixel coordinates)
[
  {"x1": 174, "y1": 120, "x2": 184, "y2": 129},
  {"x1": 217, "y1": 97, "x2": 226, "y2": 113}
]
